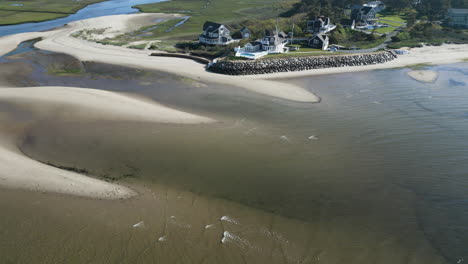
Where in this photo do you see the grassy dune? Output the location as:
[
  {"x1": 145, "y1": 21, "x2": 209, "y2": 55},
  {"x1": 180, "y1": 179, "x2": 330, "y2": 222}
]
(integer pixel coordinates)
[
  {"x1": 135, "y1": 0, "x2": 298, "y2": 39},
  {"x1": 0, "y1": 0, "x2": 106, "y2": 25}
]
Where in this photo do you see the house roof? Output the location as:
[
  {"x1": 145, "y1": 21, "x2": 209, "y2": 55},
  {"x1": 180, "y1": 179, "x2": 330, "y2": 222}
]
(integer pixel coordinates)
[
  {"x1": 248, "y1": 41, "x2": 262, "y2": 46},
  {"x1": 203, "y1": 21, "x2": 223, "y2": 32},
  {"x1": 448, "y1": 8, "x2": 468, "y2": 15},
  {"x1": 264, "y1": 29, "x2": 275, "y2": 36},
  {"x1": 309, "y1": 34, "x2": 328, "y2": 42},
  {"x1": 240, "y1": 27, "x2": 250, "y2": 33},
  {"x1": 278, "y1": 31, "x2": 288, "y2": 38},
  {"x1": 340, "y1": 18, "x2": 355, "y2": 25},
  {"x1": 361, "y1": 6, "x2": 374, "y2": 15}
]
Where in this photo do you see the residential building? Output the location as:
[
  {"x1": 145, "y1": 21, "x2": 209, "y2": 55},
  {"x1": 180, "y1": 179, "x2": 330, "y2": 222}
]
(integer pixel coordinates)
[
  {"x1": 308, "y1": 34, "x2": 330, "y2": 50},
  {"x1": 260, "y1": 29, "x2": 289, "y2": 53},
  {"x1": 235, "y1": 29, "x2": 289, "y2": 59},
  {"x1": 307, "y1": 16, "x2": 337, "y2": 34},
  {"x1": 351, "y1": 6, "x2": 377, "y2": 25},
  {"x1": 199, "y1": 21, "x2": 235, "y2": 45},
  {"x1": 447, "y1": 9, "x2": 468, "y2": 28},
  {"x1": 240, "y1": 27, "x2": 251, "y2": 39},
  {"x1": 340, "y1": 18, "x2": 356, "y2": 29}
]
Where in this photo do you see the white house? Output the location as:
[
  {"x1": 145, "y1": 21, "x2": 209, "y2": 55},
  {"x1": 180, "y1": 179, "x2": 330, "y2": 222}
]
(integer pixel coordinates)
[
  {"x1": 260, "y1": 29, "x2": 289, "y2": 53},
  {"x1": 199, "y1": 21, "x2": 235, "y2": 45},
  {"x1": 447, "y1": 9, "x2": 468, "y2": 28},
  {"x1": 307, "y1": 16, "x2": 337, "y2": 34},
  {"x1": 235, "y1": 29, "x2": 289, "y2": 59}
]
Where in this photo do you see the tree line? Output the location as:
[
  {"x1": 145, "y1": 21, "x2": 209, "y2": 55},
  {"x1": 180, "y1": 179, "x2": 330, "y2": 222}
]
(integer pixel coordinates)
[{"x1": 281, "y1": 0, "x2": 468, "y2": 21}]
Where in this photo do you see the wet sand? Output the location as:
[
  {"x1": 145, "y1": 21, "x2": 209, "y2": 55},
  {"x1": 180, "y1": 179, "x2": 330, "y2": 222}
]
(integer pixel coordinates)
[{"x1": 407, "y1": 70, "x2": 439, "y2": 83}]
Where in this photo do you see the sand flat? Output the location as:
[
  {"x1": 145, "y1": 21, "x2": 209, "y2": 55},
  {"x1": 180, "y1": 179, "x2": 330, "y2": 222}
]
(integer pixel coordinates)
[
  {"x1": 407, "y1": 70, "x2": 439, "y2": 83},
  {"x1": 0, "y1": 86, "x2": 215, "y2": 199}
]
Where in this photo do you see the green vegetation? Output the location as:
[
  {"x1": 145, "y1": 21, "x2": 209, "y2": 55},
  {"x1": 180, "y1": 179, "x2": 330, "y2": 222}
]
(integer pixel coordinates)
[
  {"x1": 377, "y1": 14, "x2": 407, "y2": 23},
  {"x1": 374, "y1": 27, "x2": 397, "y2": 34},
  {"x1": 0, "y1": 10, "x2": 67, "y2": 25},
  {"x1": 0, "y1": 0, "x2": 106, "y2": 25},
  {"x1": 47, "y1": 66, "x2": 82, "y2": 76},
  {"x1": 135, "y1": 0, "x2": 298, "y2": 39},
  {"x1": 263, "y1": 51, "x2": 345, "y2": 58},
  {"x1": 128, "y1": 43, "x2": 148, "y2": 50},
  {"x1": 330, "y1": 24, "x2": 386, "y2": 49},
  {"x1": 389, "y1": 22, "x2": 468, "y2": 48}
]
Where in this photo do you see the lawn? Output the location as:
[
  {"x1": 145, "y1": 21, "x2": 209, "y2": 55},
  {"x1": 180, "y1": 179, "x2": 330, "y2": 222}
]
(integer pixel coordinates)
[
  {"x1": 377, "y1": 14, "x2": 407, "y2": 23},
  {"x1": 263, "y1": 51, "x2": 345, "y2": 59},
  {"x1": 0, "y1": 0, "x2": 107, "y2": 25},
  {"x1": 380, "y1": 20, "x2": 404, "y2": 27},
  {"x1": 135, "y1": 0, "x2": 298, "y2": 39},
  {"x1": 0, "y1": 10, "x2": 68, "y2": 25},
  {"x1": 374, "y1": 26, "x2": 396, "y2": 34}
]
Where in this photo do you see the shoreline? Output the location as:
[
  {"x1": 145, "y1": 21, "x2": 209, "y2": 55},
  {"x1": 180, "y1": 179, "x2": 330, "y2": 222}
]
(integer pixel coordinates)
[
  {"x1": 3, "y1": 14, "x2": 467, "y2": 100},
  {"x1": 6, "y1": 13, "x2": 321, "y2": 103}
]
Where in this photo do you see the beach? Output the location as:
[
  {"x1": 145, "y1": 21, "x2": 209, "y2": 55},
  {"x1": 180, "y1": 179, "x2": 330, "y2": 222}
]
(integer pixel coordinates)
[{"x1": 1, "y1": 14, "x2": 467, "y2": 100}]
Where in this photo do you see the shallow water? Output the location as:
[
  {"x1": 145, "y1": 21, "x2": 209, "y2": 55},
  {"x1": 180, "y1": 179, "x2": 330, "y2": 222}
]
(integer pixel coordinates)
[
  {"x1": 0, "y1": 0, "x2": 165, "y2": 37},
  {"x1": 1, "y1": 48, "x2": 468, "y2": 263}
]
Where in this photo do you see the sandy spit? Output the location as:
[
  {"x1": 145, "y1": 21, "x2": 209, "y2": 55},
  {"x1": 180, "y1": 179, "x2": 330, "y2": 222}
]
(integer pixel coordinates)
[
  {"x1": 0, "y1": 87, "x2": 215, "y2": 199},
  {"x1": 0, "y1": 86, "x2": 215, "y2": 124},
  {"x1": 407, "y1": 70, "x2": 439, "y2": 83}
]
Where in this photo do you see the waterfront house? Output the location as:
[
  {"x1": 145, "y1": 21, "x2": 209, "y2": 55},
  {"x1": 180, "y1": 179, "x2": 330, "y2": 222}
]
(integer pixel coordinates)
[
  {"x1": 308, "y1": 34, "x2": 329, "y2": 50},
  {"x1": 261, "y1": 29, "x2": 289, "y2": 53},
  {"x1": 199, "y1": 21, "x2": 235, "y2": 45},
  {"x1": 447, "y1": 9, "x2": 468, "y2": 28},
  {"x1": 244, "y1": 41, "x2": 262, "y2": 52},
  {"x1": 234, "y1": 29, "x2": 289, "y2": 59},
  {"x1": 240, "y1": 27, "x2": 251, "y2": 39},
  {"x1": 307, "y1": 16, "x2": 336, "y2": 34},
  {"x1": 340, "y1": 18, "x2": 356, "y2": 29},
  {"x1": 351, "y1": 6, "x2": 377, "y2": 25}
]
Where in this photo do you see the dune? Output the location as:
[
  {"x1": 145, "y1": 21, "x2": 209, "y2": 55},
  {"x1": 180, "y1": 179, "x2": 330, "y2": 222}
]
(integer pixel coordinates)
[{"x1": 0, "y1": 86, "x2": 215, "y2": 199}]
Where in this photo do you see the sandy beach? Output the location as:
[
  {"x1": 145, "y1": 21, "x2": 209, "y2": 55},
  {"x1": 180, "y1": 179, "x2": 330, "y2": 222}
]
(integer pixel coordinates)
[{"x1": 0, "y1": 86, "x2": 214, "y2": 199}]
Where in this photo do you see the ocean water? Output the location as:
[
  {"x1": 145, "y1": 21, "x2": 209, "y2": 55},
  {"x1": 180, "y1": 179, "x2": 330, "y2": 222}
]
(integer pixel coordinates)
[{"x1": 1, "y1": 48, "x2": 468, "y2": 263}]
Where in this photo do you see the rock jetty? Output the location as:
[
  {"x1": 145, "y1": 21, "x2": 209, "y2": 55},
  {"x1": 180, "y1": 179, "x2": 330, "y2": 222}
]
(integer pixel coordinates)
[{"x1": 209, "y1": 51, "x2": 397, "y2": 75}]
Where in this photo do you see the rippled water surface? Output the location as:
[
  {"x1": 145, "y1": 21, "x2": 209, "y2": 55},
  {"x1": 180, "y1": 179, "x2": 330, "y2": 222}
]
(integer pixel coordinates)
[{"x1": 1, "y1": 48, "x2": 468, "y2": 263}]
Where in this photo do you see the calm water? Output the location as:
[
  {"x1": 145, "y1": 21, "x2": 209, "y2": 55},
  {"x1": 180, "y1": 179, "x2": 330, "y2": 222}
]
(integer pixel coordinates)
[
  {"x1": 0, "y1": 0, "x2": 165, "y2": 37},
  {"x1": 1, "y1": 48, "x2": 468, "y2": 262}
]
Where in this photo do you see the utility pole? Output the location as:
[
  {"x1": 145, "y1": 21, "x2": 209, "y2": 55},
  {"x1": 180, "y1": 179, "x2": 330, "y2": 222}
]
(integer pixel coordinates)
[{"x1": 291, "y1": 23, "x2": 295, "y2": 44}]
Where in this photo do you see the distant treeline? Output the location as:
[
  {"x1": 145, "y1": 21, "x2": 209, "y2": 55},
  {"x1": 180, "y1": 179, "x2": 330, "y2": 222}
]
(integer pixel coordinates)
[{"x1": 281, "y1": 0, "x2": 468, "y2": 21}]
